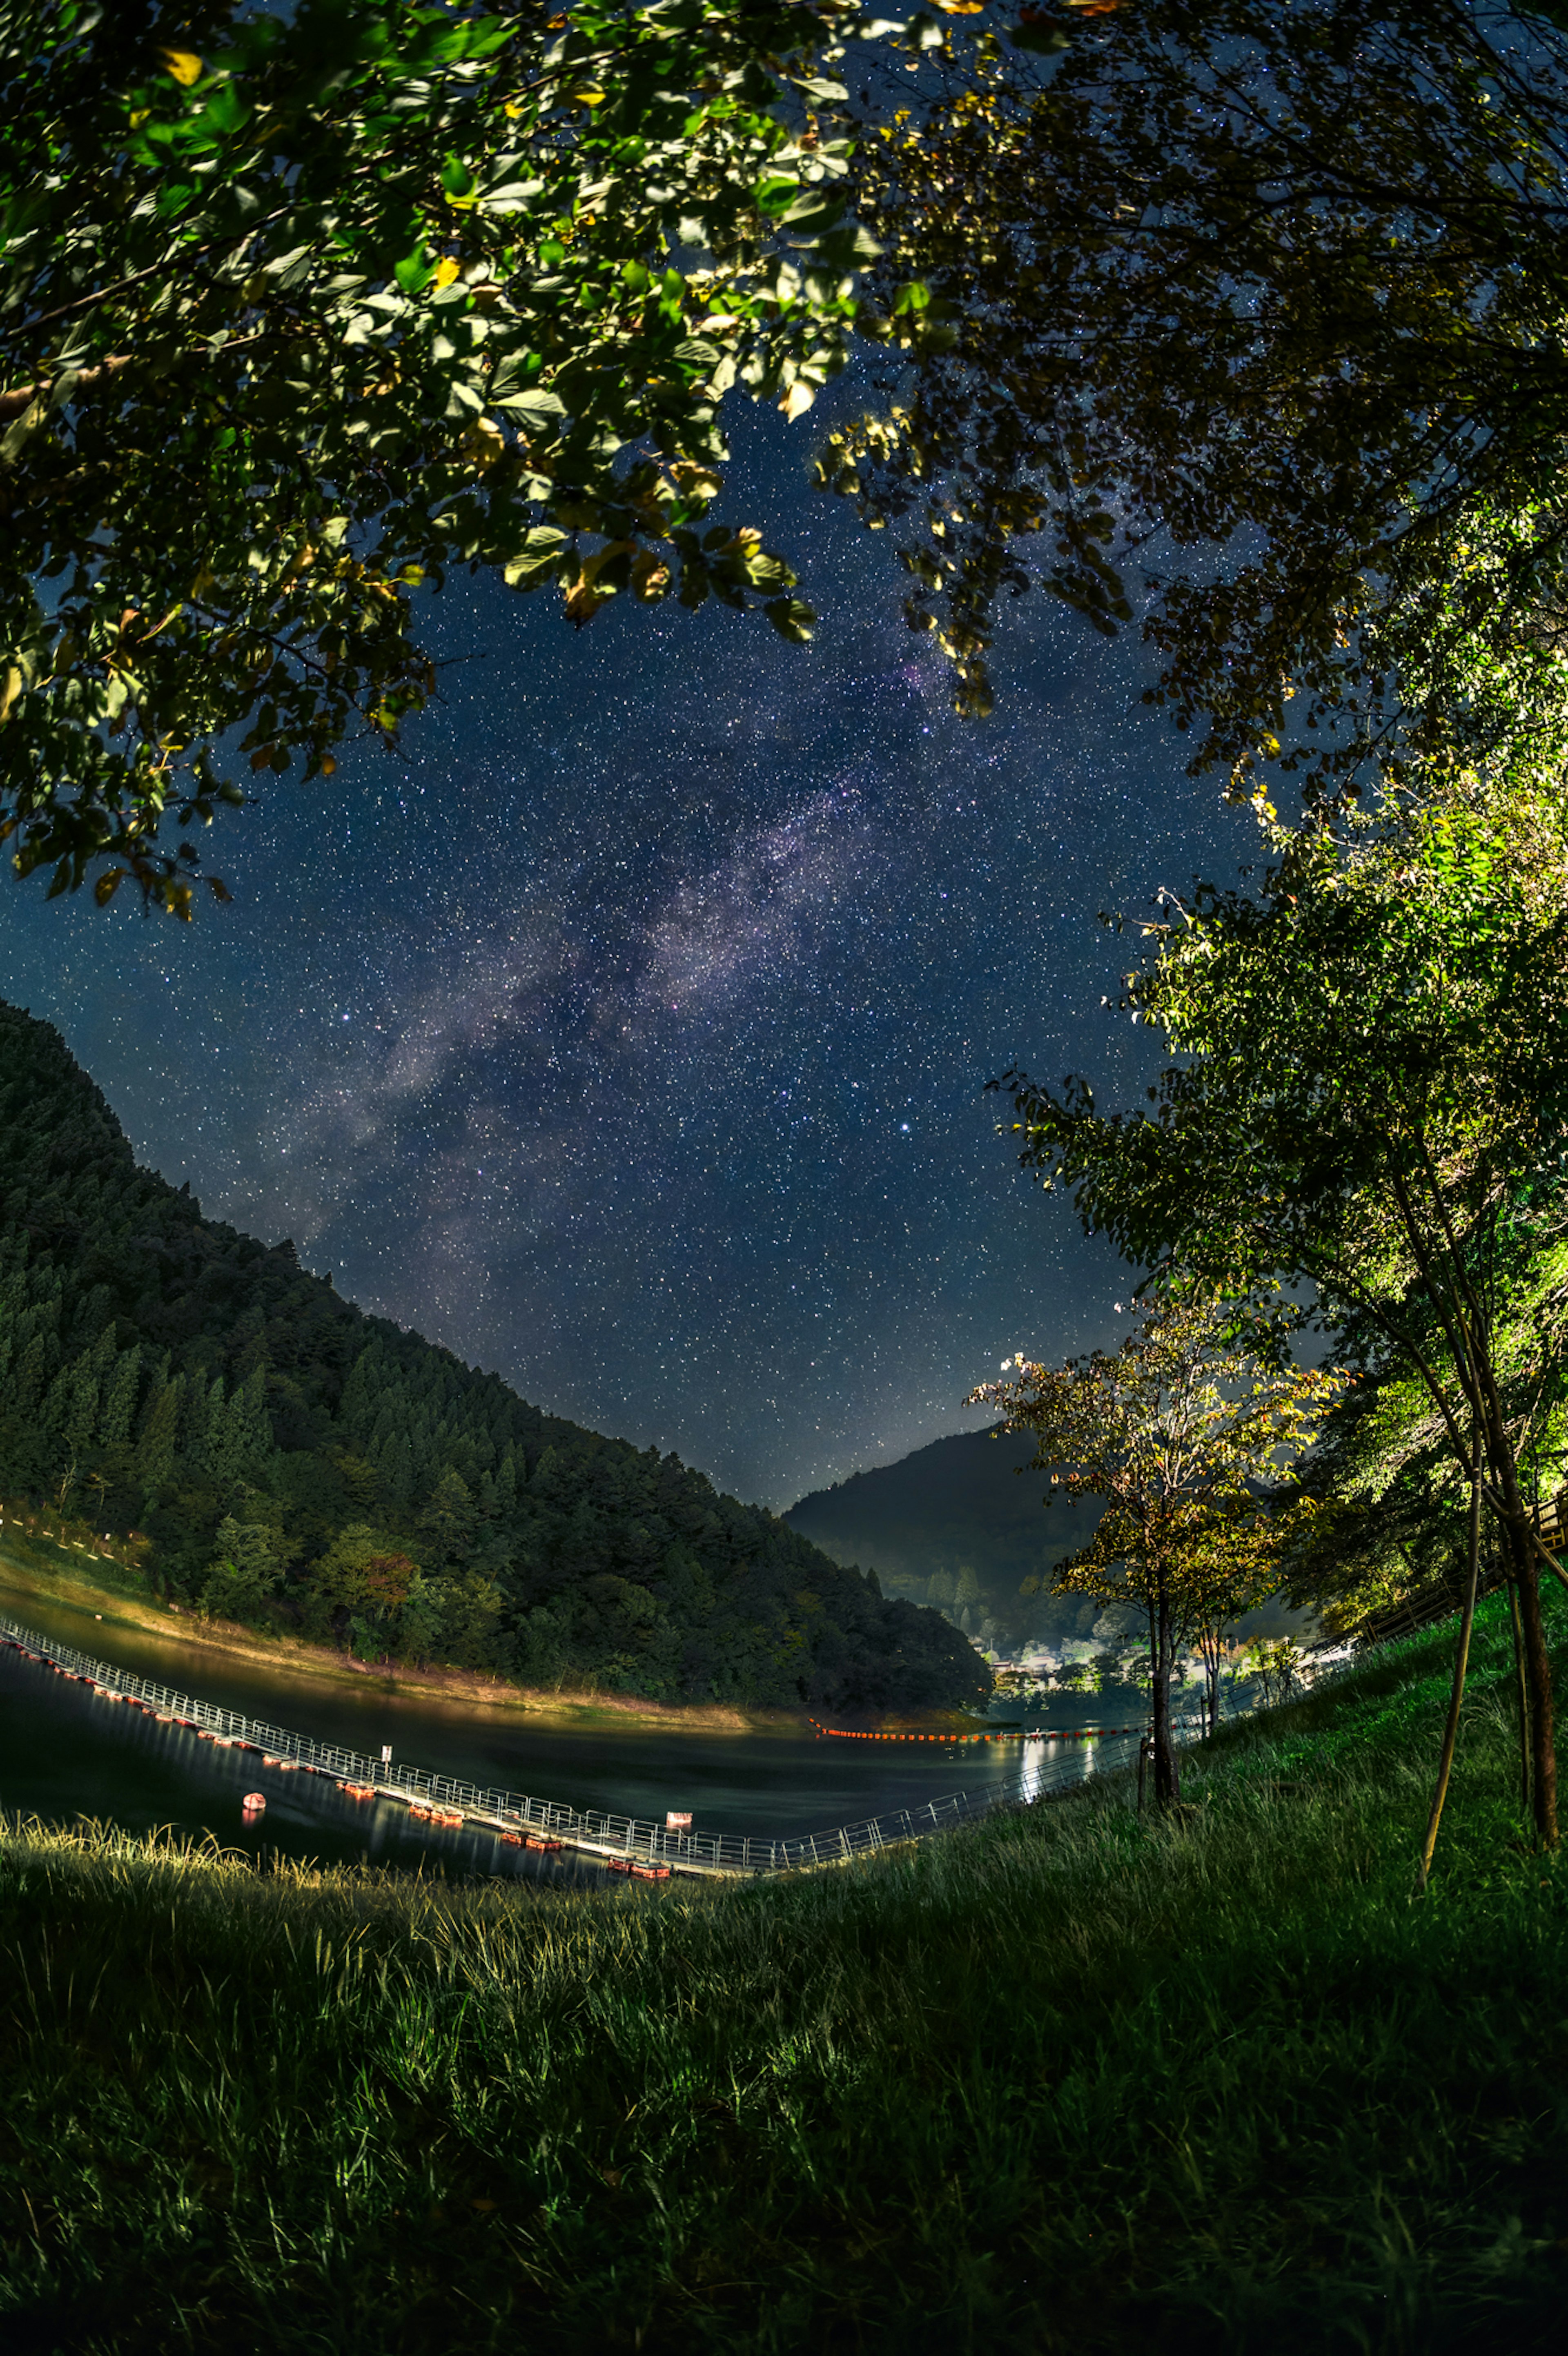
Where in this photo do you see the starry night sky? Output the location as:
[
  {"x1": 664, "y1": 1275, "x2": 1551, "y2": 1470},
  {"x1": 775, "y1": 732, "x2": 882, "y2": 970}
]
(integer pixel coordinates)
[{"x1": 0, "y1": 379, "x2": 1253, "y2": 1509}]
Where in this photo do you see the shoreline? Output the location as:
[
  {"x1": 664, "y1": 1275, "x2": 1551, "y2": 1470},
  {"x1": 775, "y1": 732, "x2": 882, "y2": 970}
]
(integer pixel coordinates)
[
  {"x1": 0, "y1": 1533, "x2": 983, "y2": 1738},
  {"x1": 0, "y1": 1537, "x2": 798, "y2": 1736}
]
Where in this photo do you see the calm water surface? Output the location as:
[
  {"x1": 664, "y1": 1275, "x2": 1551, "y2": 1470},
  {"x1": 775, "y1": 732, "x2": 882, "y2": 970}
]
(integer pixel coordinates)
[{"x1": 0, "y1": 1570, "x2": 1142, "y2": 1882}]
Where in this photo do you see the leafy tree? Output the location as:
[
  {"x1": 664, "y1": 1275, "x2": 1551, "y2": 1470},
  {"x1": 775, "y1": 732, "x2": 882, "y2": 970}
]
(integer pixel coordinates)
[
  {"x1": 1287, "y1": 1237, "x2": 1568, "y2": 1653},
  {"x1": 395, "y1": 1564, "x2": 447, "y2": 1666},
  {"x1": 1000, "y1": 795, "x2": 1568, "y2": 1851},
  {"x1": 835, "y1": 0, "x2": 1568, "y2": 768},
  {"x1": 417, "y1": 1467, "x2": 477, "y2": 1563},
  {"x1": 132, "y1": 1370, "x2": 183, "y2": 1499},
  {"x1": 1245, "y1": 1637, "x2": 1304, "y2": 1711},
  {"x1": 98, "y1": 1342, "x2": 143, "y2": 1452},
  {"x1": 968, "y1": 1294, "x2": 1339, "y2": 1803},
  {"x1": 200, "y1": 1511, "x2": 278, "y2": 1623},
  {"x1": 304, "y1": 1522, "x2": 413, "y2": 1650},
  {"x1": 0, "y1": 0, "x2": 918, "y2": 911},
  {"x1": 431, "y1": 1567, "x2": 509, "y2": 1671}
]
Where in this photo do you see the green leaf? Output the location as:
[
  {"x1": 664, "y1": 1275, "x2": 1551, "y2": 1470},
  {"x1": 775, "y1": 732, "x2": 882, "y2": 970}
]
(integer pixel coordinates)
[
  {"x1": 394, "y1": 248, "x2": 436, "y2": 295},
  {"x1": 1009, "y1": 20, "x2": 1069, "y2": 56},
  {"x1": 765, "y1": 596, "x2": 815, "y2": 643},
  {"x1": 491, "y1": 388, "x2": 567, "y2": 434}
]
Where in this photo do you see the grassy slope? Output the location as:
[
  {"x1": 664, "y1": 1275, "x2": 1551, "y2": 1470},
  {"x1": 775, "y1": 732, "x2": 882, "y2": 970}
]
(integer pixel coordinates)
[{"x1": 2, "y1": 1596, "x2": 1566, "y2": 2355}]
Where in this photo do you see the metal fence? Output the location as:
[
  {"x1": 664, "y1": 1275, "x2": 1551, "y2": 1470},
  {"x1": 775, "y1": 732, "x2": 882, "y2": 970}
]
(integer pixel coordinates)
[{"x1": 0, "y1": 1611, "x2": 994, "y2": 1877}]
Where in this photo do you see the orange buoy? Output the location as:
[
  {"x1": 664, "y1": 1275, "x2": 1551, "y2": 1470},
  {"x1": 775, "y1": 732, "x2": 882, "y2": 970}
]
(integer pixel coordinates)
[{"x1": 242, "y1": 1792, "x2": 265, "y2": 1812}]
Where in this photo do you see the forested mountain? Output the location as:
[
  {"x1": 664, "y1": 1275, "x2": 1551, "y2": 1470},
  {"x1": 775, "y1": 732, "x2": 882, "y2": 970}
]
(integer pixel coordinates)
[
  {"x1": 0, "y1": 1002, "x2": 988, "y2": 1712},
  {"x1": 787, "y1": 1427, "x2": 1108, "y2": 1658}
]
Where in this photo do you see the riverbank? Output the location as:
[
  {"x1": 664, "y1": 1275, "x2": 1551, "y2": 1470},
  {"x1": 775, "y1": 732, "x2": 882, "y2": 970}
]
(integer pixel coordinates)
[
  {"x1": 3, "y1": 1588, "x2": 1564, "y2": 2352},
  {"x1": 0, "y1": 1525, "x2": 832, "y2": 1737}
]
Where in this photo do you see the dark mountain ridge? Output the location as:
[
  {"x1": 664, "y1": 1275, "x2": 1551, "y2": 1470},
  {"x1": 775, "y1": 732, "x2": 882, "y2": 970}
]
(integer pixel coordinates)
[
  {"x1": 0, "y1": 1001, "x2": 989, "y2": 1711},
  {"x1": 787, "y1": 1425, "x2": 1109, "y2": 1657}
]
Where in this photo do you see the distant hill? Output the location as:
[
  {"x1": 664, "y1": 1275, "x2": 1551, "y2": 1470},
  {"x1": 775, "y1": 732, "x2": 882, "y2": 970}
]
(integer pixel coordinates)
[
  {"x1": 786, "y1": 1427, "x2": 1110, "y2": 1657},
  {"x1": 0, "y1": 1001, "x2": 988, "y2": 1712}
]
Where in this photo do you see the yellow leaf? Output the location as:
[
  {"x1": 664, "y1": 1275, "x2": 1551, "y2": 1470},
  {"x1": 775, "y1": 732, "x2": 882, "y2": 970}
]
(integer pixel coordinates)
[
  {"x1": 669, "y1": 463, "x2": 724, "y2": 501},
  {"x1": 631, "y1": 552, "x2": 670, "y2": 602},
  {"x1": 570, "y1": 87, "x2": 606, "y2": 105},
  {"x1": 564, "y1": 575, "x2": 609, "y2": 626},
  {"x1": 159, "y1": 47, "x2": 203, "y2": 85},
  {"x1": 779, "y1": 380, "x2": 815, "y2": 422},
  {"x1": 460, "y1": 416, "x2": 506, "y2": 471},
  {"x1": 434, "y1": 257, "x2": 462, "y2": 289},
  {"x1": 0, "y1": 665, "x2": 22, "y2": 725},
  {"x1": 933, "y1": 2, "x2": 986, "y2": 11}
]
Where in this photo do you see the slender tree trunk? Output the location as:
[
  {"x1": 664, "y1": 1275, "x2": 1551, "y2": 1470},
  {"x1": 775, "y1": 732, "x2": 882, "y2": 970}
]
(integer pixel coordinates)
[
  {"x1": 1461, "y1": 1319, "x2": 1558, "y2": 1849},
  {"x1": 1206, "y1": 1637, "x2": 1220, "y2": 1739},
  {"x1": 1506, "y1": 1572, "x2": 1533, "y2": 1826},
  {"x1": 1152, "y1": 1581, "x2": 1179, "y2": 1804},
  {"x1": 1416, "y1": 1439, "x2": 1483, "y2": 1895},
  {"x1": 1484, "y1": 1409, "x2": 1559, "y2": 1848},
  {"x1": 1502, "y1": 1508, "x2": 1559, "y2": 1848}
]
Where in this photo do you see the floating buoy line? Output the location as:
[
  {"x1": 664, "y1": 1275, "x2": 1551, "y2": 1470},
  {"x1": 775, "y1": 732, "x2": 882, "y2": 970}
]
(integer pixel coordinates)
[{"x1": 808, "y1": 1718, "x2": 1149, "y2": 1744}]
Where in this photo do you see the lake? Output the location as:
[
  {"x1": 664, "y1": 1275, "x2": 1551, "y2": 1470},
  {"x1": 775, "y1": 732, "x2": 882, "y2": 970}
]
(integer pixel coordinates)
[{"x1": 0, "y1": 1569, "x2": 1145, "y2": 1882}]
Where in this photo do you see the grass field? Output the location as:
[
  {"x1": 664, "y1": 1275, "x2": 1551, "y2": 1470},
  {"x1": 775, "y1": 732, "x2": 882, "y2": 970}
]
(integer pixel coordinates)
[{"x1": 2, "y1": 1592, "x2": 1566, "y2": 2354}]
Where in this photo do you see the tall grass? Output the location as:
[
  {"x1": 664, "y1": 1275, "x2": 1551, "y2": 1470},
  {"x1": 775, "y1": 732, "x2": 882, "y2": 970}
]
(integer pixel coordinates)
[{"x1": 2, "y1": 1593, "x2": 1565, "y2": 2354}]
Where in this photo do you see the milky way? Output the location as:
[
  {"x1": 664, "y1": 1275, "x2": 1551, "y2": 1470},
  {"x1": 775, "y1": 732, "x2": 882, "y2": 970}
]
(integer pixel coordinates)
[{"x1": 0, "y1": 390, "x2": 1253, "y2": 1506}]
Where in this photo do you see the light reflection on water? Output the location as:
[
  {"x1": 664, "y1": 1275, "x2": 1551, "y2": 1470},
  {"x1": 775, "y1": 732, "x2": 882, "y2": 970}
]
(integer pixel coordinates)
[{"x1": 0, "y1": 1573, "x2": 1142, "y2": 1879}]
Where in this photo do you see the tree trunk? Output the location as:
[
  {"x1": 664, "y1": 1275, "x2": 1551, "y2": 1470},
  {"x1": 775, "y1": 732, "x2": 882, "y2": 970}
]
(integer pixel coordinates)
[
  {"x1": 1416, "y1": 1442, "x2": 1483, "y2": 1895},
  {"x1": 1506, "y1": 1572, "x2": 1533, "y2": 1826},
  {"x1": 1152, "y1": 1581, "x2": 1179, "y2": 1804},
  {"x1": 1503, "y1": 1508, "x2": 1559, "y2": 1849},
  {"x1": 1206, "y1": 1641, "x2": 1220, "y2": 1739},
  {"x1": 1472, "y1": 1345, "x2": 1557, "y2": 1848}
]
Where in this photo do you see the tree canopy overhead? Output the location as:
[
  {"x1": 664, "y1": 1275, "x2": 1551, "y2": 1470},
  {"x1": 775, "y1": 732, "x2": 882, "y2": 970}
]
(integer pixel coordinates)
[
  {"x1": 0, "y1": 0, "x2": 957, "y2": 913},
  {"x1": 838, "y1": 0, "x2": 1568, "y2": 766},
  {"x1": 18, "y1": 1, "x2": 1568, "y2": 911}
]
